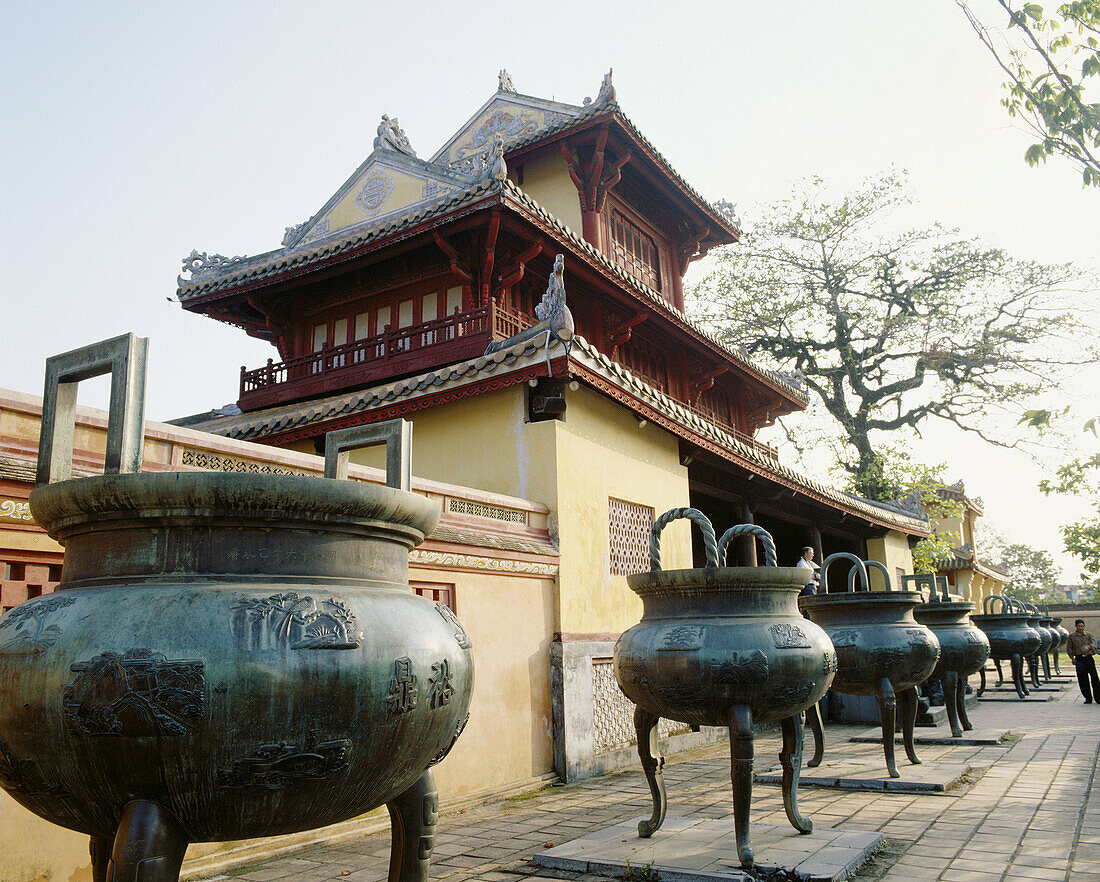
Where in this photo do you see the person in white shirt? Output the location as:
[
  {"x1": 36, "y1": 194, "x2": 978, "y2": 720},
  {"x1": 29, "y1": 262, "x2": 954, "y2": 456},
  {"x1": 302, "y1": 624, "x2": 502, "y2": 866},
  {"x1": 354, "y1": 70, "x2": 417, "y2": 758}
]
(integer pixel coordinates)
[{"x1": 796, "y1": 546, "x2": 818, "y2": 596}]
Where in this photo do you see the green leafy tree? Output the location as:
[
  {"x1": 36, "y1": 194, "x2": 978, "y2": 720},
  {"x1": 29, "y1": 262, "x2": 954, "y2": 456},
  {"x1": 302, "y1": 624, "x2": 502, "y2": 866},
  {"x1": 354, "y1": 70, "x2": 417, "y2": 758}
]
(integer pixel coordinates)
[
  {"x1": 960, "y1": 1, "x2": 1100, "y2": 185},
  {"x1": 996, "y1": 542, "x2": 1061, "y2": 600},
  {"x1": 1026, "y1": 408, "x2": 1100, "y2": 586},
  {"x1": 837, "y1": 447, "x2": 962, "y2": 575},
  {"x1": 688, "y1": 172, "x2": 1088, "y2": 497}
]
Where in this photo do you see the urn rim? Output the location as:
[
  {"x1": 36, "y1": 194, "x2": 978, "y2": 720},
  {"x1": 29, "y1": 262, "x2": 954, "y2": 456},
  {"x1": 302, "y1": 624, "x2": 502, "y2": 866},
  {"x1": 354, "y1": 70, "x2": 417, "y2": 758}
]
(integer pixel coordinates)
[
  {"x1": 626, "y1": 565, "x2": 808, "y2": 595},
  {"x1": 29, "y1": 471, "x2": 441, "y2": 546}
]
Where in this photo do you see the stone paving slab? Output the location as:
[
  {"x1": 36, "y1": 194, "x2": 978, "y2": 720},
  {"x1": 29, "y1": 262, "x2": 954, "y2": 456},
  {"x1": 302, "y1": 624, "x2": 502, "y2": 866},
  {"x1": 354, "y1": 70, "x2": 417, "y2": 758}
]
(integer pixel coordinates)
[
  {"x1": 533, "y1": 815, "x2": 882, "y2": 882},
  {"x1": 849, "y1": 726, "x2": 1009, "y2": 746},
  {"x1": 756, "y1": 757, "x2": 970, "y2": 793},
  {"x1": 977, "y1": 692, "x2": 1056, "y2": 702}
]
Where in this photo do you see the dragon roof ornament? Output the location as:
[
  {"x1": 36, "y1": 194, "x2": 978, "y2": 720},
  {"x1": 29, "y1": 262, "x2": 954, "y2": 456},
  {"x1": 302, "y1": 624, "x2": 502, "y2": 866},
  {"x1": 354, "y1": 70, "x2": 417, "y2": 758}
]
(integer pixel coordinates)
[
  {"x1": 714, "y1": 199, "x2": 741, "y2": 234},
  {"x1": 178, "y1": 250, "x2": 246, "y2": 287},
  {"x1": 498, "y1": 69, "x2": 516, "y2": 93},
  {"x1": 374, "y1": 114, "x2": 416, "y2": 156}
]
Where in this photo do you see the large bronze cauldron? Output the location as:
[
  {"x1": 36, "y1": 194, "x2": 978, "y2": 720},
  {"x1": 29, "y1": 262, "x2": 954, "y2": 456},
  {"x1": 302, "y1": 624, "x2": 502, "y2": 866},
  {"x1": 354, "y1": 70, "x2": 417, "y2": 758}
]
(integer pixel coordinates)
[
  {"x1": 0, "y1": 337, "x2": 473, "y2": 882},
  {"x1": 614, "y1": 510, "x2": 836, "y2": 869},
  {"x1": 912, "y1": 582, "x2": 989, "y2": 738},
  {"x1": 971, "y1": 595, "x2": 1041, "y2": 699},
  {"x1": 800, "y1": 555, "x2": 940, "y2": 778}
]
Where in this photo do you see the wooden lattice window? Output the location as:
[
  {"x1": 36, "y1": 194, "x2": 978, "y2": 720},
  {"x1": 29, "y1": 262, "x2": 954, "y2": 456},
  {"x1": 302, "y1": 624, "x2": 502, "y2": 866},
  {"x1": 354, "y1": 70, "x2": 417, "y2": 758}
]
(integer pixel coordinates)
[
  {"x1": 610, "y1": 209, "x2": 661, "y2": 292},
  {"x1": 411, "y1": 581, "x2": 456, "y2": 612},
  {"x1": 609, "y1": 498, "x2": 654, "y2": 577},
  {"x1": 619, "y1": 339, "x2": 668, "y2": 393}
]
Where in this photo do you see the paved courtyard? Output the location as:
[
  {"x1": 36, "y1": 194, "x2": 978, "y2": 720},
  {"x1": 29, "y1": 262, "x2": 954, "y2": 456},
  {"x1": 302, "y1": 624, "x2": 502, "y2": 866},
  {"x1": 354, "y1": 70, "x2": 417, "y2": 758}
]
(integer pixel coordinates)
[{"x1": 195, "y1": 679, "x2": 1100, "y2": 882}]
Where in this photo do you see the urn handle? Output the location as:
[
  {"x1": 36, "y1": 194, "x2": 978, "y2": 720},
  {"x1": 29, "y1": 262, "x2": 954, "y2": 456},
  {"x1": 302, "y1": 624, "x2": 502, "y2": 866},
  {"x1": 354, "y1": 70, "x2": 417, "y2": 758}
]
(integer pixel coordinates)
[
  {"x1": 716, "y1": 524, "x2": 777, "y2": 567},
  {"x1": 36, "y1": 333, "x2": 149, "y2": 486},
  {"x1": 820, "y1": 552, "x2": 869, "y2": 592},
  {"x1": 862, "y1": 559, "x2": 893, "y2": 591},
  {"x1": 983, "y1": 594, "x2": 1010, "y2": 614},
  {"x1": 649, "y1": 508, "x2": 718, "y2": 571},
  {"x1": 323, "y1": 419, "x2": 412, "y2": 490}
]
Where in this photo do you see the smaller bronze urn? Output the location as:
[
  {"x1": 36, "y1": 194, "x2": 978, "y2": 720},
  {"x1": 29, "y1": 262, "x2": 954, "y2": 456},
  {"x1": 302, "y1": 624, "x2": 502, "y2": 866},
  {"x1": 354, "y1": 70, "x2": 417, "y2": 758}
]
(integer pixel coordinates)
[
  {"x1": 1050, "y1": 615, "x2": 1070, "y2": 674},
  {"x1": 800, "y1": 555, "x2": 940, "y2": 778},
  {"x1": 614, "y1": 509, "x2": 836, "y2": 869},
  {"x1": 971, "y1": 595, "x2": 1042, "y2": 699},
  {"x1": 913, "y1": 581, "x2": 990, "y2": 737}
]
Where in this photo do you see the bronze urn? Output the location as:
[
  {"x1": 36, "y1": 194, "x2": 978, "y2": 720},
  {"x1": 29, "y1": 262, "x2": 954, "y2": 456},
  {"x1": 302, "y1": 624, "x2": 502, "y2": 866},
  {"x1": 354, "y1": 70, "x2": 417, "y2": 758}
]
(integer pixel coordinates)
[
  {"x1": 971, "y1": 595, "x2": 1042, "y2": 699},
  {"x1": 1050, "y1": 615, "x2": 1070, "y2": 674},
  {"x1": 614, "y1": 509, "x2": 837, "y2": 869},
  {"x1": 0, "y1": 337, "x2": 474, "y2": 882},
  {"x1": 912, "y1": 582, "x2": 990, "y2": 737},
  {"x1": 800, "y1": 554, "x2": 940, "y2": 778}
]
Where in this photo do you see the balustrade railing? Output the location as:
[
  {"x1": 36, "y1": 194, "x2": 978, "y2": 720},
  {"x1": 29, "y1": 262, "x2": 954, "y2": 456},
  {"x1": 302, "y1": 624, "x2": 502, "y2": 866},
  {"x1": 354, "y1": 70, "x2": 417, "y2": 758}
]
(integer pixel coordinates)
[{"x1": 240, "y1": 306, "x2": 494, "y2": 396}]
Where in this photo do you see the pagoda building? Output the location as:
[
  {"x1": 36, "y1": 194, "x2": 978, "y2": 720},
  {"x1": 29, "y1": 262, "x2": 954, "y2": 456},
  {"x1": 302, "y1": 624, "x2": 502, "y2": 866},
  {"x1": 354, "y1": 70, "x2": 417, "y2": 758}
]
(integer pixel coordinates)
[{"x1": 177, "y1": 70, "x2": 929, "y2": 780}]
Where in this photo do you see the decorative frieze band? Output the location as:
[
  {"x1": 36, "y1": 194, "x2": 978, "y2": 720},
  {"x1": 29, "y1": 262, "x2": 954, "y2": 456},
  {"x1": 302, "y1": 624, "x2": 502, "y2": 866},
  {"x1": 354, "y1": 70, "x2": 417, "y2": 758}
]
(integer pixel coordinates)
[
  {"x1": 409, "y1": 550, "x2": 557, "y2": 578},
  {"x1": 179, "y1": 449, "x2": 309, "y2": 477},
  {"x1": 446, "y1": 497, "x2": 528, "y2": 525},
  {"x1": 0, "y1": 498, "x2": 34, "y2": 525}
]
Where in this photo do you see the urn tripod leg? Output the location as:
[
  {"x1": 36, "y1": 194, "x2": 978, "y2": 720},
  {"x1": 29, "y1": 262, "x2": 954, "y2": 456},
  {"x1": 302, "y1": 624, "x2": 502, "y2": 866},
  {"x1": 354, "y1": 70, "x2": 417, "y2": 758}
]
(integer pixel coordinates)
[
  {"x1": 977, "y1": 667, "x2": 986, "y2": 697},
  {"x1": 1041, "y1": 652, "x2": 1051, "y2": 681},
  {"x1": 90, "y1": 835, "x2": 110, "y2": 882},
  {"x1": 634, "y1": 707, "x2": 667, "y2": 838},
  {"x1": 942, "y1": 671, "x2": 962, "y2": 738},
  {"x1": 386, "y1": 770, "x2": 438, "y2": 882},
  {"x1": 805, "y1": 699, "x2": 825, "y2": 768},
  {"x1": 727, "y1": 704, "x2": 755, "y2": 869},
  {"x1": 876, "y1": 678, "x2": 900, "y2": 778},
  {"x1": 956, "y1": 674, "x2": 974, "y2": 731},
  {"x1": 1053, "y1": 645, "x2": 1062, "y2": 675},
  {"x1": 1011, "y1": 653, "x2": 1028, "y2": 698},
  {"x1": 898, "y1": 687, "x2": 921, "y2": 765},
  {"x1": 994, "y1": 659, "x2": 1005, "y2": 686},
  {"x1": 779, "y1": 713, "x2": 812, "y2": 834},
  {"x1": 105, "y1": 800, "x2": 189, "y2": 882},
  {"x1": 1027, "y1": 655, "x2": 1041, "y2": 689}
]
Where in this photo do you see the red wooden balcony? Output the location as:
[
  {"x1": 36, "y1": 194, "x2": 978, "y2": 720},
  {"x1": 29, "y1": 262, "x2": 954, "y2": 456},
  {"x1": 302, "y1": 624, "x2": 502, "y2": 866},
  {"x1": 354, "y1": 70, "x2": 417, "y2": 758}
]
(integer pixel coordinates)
[{"x1": 238, "y1": 304, "x2": 533, "y2": 412}]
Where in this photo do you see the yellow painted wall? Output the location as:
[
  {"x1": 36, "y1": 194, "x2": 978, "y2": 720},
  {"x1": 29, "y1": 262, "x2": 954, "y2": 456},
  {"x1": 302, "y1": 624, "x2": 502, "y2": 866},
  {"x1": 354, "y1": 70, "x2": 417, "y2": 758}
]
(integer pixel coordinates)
[
  {"x1": 430, "y1": 569, "x2": 556, "y2": 793},
  {"x1": 0, "y1": 794, "x2": 92, "y2": 882},
  {"x1": 341, "y1": 388, "x2": 559, "y2": 509},
  {"x1": 865, "y1": 531, "x2": 914, "y2": 590},
  {"x1": 335, "y1": 385, "x2": 692, "y2": 636},
  {"x1": 552, "y1": 387, "x2": 691, "y2": 635},
  {"x1": 511, "y1": 151, "x2": 583, "y2": 236}
]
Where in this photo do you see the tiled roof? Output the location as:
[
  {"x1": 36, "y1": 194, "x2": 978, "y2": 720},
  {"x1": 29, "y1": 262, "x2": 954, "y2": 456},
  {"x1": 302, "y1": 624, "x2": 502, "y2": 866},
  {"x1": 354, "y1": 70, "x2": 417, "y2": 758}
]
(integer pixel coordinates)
[
  {"x1": 502, "y1": 99, "x2": 741, "y2": 239},
  {"x1": 938, "y1": 543, "x2": 1009, "y2": 580},
  {"x1": 189, "y1": 333, "x2": 926, "y2": 535},
  {"x1": 177, "y1": 175, "x2": 805, "y2": 405},
  {"x1": 177, "y1": 179, "x2": 503, "y2": 301}
]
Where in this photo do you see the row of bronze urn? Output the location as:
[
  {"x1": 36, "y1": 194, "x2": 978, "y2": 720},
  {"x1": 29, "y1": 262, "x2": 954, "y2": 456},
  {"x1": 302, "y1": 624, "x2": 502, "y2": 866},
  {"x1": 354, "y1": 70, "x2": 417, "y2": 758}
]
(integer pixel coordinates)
[
  {"x1": 612, "y1": 507, "x2": 1068, "y2": 868},
  {"x1": 0, "y1": 336, "x2": 1070, "y2": 880}
]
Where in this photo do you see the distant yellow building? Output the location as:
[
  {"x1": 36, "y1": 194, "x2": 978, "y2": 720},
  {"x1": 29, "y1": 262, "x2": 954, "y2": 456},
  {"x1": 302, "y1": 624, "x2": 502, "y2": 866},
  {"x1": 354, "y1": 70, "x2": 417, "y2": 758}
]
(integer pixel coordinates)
[{"x1": 933, "y1": 481, "x2": 1009, "y2": 604}]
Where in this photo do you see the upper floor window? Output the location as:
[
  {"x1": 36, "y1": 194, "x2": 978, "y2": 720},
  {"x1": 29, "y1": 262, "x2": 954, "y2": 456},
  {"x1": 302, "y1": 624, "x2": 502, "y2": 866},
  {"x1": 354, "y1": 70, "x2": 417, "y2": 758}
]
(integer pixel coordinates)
[{"x1": 610, "y1": 209, "x2": 662, "y2": 292}]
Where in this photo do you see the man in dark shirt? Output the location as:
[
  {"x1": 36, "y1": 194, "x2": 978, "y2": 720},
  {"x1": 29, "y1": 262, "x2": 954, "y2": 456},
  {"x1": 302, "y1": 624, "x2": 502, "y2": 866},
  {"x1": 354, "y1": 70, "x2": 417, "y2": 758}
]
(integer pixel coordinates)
[{"x1": 1066, "y1": 619, "x2": 1100, "y2": 704}]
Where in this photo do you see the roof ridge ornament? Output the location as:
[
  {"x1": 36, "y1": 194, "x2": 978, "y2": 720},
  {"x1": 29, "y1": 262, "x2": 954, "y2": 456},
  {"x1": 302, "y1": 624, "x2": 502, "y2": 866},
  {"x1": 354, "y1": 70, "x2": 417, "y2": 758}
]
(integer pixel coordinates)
[
  {"x1": 178, "y1": 249, "x2": 245, "y2": 286},
  {"x1": 485, "y1": 254, "x2": 575, "y2": 370},
  {"x1": 714, "y1": 199, "x2": 742, "y2": 234},
  {"x1": 374, "y1": 114, "x2": 416, "y2": 157},
  {"x1": 498, "y1": 69, "x2": 516, "y2": 93},
  {"x1": 488, "y1": 134, "x2": 507, "y2": 183},
  {"x1": 282, "y1": 222, "x2": 307, "y2": 247},
  {"x1": 596, "y1": 68, "x2": 616, "y2": 104}
]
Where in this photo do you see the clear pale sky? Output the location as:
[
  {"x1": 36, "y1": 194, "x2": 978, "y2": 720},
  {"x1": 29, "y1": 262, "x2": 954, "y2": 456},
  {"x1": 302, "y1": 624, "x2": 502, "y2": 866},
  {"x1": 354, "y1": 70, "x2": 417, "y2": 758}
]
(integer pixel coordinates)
[{"x1": 1, "y1": 2, "x2": 1096, "y2": 577}]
